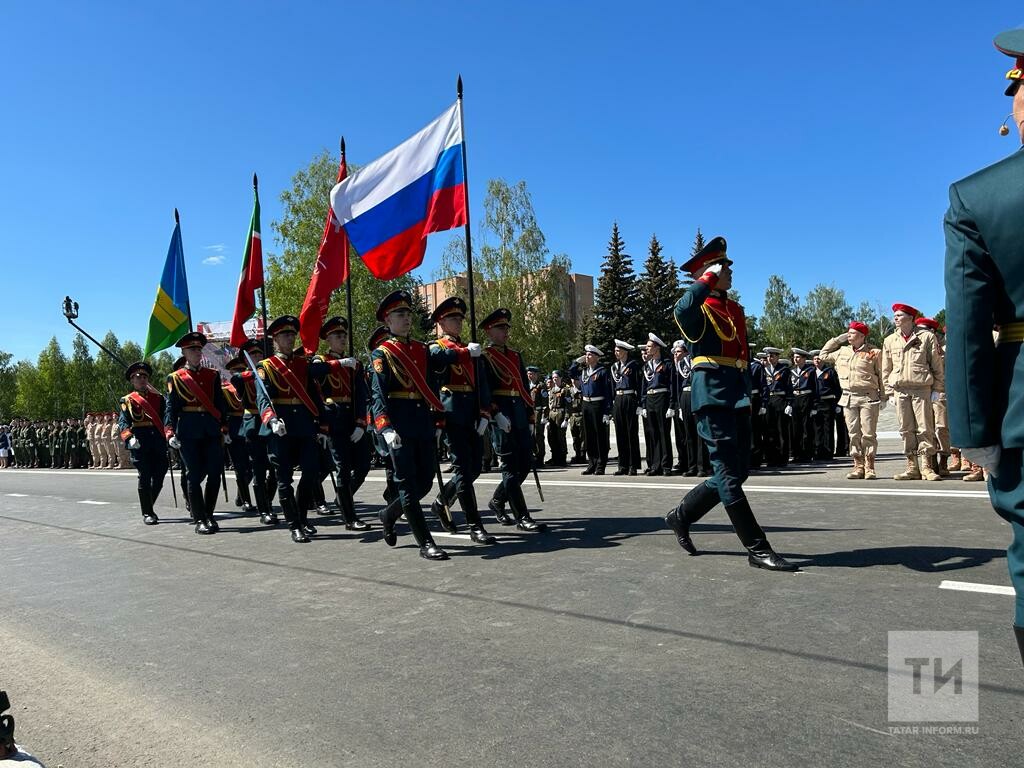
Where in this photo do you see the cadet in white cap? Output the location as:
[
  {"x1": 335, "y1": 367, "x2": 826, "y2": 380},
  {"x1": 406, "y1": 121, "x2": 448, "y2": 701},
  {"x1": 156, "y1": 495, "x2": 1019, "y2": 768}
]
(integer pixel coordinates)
[
  {"x1": 640, "y1": 333, "x2": 675, "y2": 475},
  {"x1": 611, "y1": 339, "x2": 642, "y2": 475}
]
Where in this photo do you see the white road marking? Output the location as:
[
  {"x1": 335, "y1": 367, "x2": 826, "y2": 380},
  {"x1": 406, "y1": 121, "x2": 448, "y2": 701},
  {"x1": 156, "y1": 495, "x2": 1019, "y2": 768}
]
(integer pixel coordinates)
[
  {"x1": 6, "y1": 493, "x2": 29, "y2": 497},
  {"x1": 431, "y1": 532, "x2": 475, "y2": 541},
  {"x1": 939, "y1": 580, "x2": 1015, "y2": 596},
  {"x1": 78, "y1": 500, "x2": 110, "y2": 506}
]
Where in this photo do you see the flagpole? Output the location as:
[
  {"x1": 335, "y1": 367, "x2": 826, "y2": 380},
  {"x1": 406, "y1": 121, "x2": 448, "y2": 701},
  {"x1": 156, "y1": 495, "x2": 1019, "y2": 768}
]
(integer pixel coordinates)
[
  {"x1": 341, "y1": 137, "x2": 354, "y2": 357},
  {"x1": 176, "y1": 208, "x2": 193, "y2": 331},
  {"x1": 457, "y1": 75, "x2": 477, "y2": 343},
  {"x1": 254, "y1": 173, "x2": 270, "y2": 356}
]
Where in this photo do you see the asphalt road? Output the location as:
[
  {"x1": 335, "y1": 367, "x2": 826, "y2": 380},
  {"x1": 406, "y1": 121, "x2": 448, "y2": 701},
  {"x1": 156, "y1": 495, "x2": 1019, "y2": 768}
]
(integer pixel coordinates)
[{"x1": 0, "y1": 440, "x2": 1019, "y2": 767}]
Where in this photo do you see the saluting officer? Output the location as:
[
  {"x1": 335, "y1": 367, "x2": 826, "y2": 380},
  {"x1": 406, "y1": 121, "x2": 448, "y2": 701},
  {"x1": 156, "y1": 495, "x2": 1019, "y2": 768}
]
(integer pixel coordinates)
[
  {"x1": 665, "y1": 237, "x2": 796, "y2": 571},
  {"x1": 164, "y1": 331, "x2": 230, "y2": 535},
  {"x1": 481, "y1": 308, "x2": 546, "y2": 531},
  {"x1": 256, "y1": 316, "x2": 329, "y2": 543},
  {"x1": 314, "y1": 316, "x2": 372, "y2": 531},
  {"x1": 611, "y1": 339, "x2": 642, "y2": 476},
  {"x1": 118, "y1": 361, "x2": 169, "y2": 526},
  {"x1": 232, "y1": 339, "x2": 278, "y2": 526},
  {"x1": 427, "y1": 296, "x2": 495, "y2": 545},
  {"x1": 577, "y1": 344, "x2": 613, "y2": 475},
  {"x1": 640, "y1": 333, "x2": 676, "y2": 475},
  {"x1": 762, "y1": 347, "x2": 794, "y2": 467},
  {"x1": 370, "y1": 291, "x2": 459, "y2": 559}
]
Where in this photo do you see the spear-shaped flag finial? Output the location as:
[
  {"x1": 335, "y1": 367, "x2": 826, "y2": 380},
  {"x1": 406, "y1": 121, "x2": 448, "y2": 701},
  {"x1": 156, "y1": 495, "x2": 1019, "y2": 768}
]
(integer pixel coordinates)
[
  {"x1": 174, "y1": 207, "x2": 180, "y2": 224},
  {"x1": 457, "y1": 74, "x2": 463, "y2": 99},
  {"x1": 253, "y1": 172, "x2": 258, "y2": 190},
  {"x1": 340, "y1": 136, "x2": 346, "y2": 158}
]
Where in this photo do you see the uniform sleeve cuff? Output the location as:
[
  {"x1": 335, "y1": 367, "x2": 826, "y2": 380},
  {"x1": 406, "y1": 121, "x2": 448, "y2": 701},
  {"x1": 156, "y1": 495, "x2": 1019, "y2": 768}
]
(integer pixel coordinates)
[
  {"x1": 261, "y1": 408, "x2": 275, "y2": 425},
  {"x1": 374, "y1": 414, "x2": 390, "y2": 431},
  {"x1": 120, "y1": 429, "x2": 133, "y2": 441},
  {"x1": 698, "y1": 272, "x2": 719, "y2": 287}
]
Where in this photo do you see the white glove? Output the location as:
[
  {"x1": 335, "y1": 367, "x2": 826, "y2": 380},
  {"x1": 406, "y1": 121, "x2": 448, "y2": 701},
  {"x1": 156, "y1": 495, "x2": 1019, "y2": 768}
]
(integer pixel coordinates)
[
  {"x1": 666, "y1": 408, "x2": 676, "y2": 419},
  {"x1": 435, "y1": 428, "x2": 443, "y2": 441},
  {"x1": 467, "y1": 342, "x2": 482, "y2": 358},
  {"x1": 128, "y1": 437, "x2": 140, "y2": 450},
  {"x1": 635, "y1": 407, "x2": 643, "y2": 416},
  {"x1": 641, "y1": 408, "x2": 648, "y2": 418},
  {"x1": 382, "y1": 428, "x2": 402, "y2": 450},
  {"x1": 223, "y1": 433, "x2": 232, "y2": 445},
  {"x1": 835, "y1": 406, "x2": 842, "y2": 414},
  {"x1": 317, "y1": 433, "x2": 330, "y2": 448},
  {"x1": 560, "y1": 421, "x2": 568, "y2": 431},
  {"x1": 758, "y1": 407, "x2": 767, "y2": 416},
  {"x1": 540, "y1": 417, "x2": 549, "y2": 426},
  {"x1": 784, "y1": 405, "x2": 793, "y2": 417},
  {"x1": 810, "y1": 409, "x2": 818, "y2": 417},
  {"x1": 930, "y1": 391, "x2": 941, "y2": 402},
  {"x1": 168, "y1": 435, "x2": 181, "y2": 449},
  {"x1": 602, "y1": 414, "x2": 611, "y2": 424},
  {"x1": 476, "y1": 417, "x2": 489, "y2": 436},
  {"x1": 703, "y1": 263, "x2": 724, "y2": 278},
  {"x1": 270, "y1": 418, "x2": 287, "y2": 437},
  {"x1": 961, "y1": 445, "x2": 1000, "y2": 478},
  {"x1": 494, "y1": 412, "x2": 512, "y2": 433},
  {"x1": 350, "y1": 426, "x2": 365, "y2": 443},
  {"x1": 336, "y1": 357, "x2": 359, "y2": 369}
]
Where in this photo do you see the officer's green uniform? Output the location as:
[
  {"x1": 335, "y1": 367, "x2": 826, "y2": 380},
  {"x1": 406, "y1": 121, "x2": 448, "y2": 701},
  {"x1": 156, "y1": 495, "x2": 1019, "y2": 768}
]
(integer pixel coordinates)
[
  {"x1": 568, "y1": 385, "x2": 585, "y2": 463},
  {"x1": 943, "y1": 25, "x2": 1024, "y2": 661}
]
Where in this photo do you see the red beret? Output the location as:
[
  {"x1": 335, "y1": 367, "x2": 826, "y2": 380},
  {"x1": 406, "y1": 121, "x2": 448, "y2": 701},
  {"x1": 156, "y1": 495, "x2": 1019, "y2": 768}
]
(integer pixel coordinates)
[
  {"x1": 891, "y1": 303, "x2": 919, "y2": 317},
  {"x1": 849, "y1": 321, "x2": 870, "y2": 336},
  {"x1": 915, "y1": 317, "x2": 940, "y2": 332}
]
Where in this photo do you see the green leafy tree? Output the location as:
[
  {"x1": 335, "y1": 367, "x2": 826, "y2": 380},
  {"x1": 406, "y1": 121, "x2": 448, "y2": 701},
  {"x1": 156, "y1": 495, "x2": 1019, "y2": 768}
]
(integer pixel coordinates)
[
  {"x1": 761, "y1": 275, "x2": 802, "y2": 350},
  {"x1": 68, "y1": 334, "x2": 97, "y2": 418},
  {"x1": 13, "y1": 361, "x2": 41, "y2": 419},
  {"x1": 92, "y1": 332, "x2": 125, "y2": 413},
  {"x1": 933, "y1": 308, "x2": 946, "y2": 330},
  {"x1": 439, "y1": 179, "x2": 572, "y2": 372},
  {"x1": 636, "y1": 234, "x2": 680, "y2": 345},
  {"x1": 589, "y1": 222, "x2": 640, "y2": 356},
  {"x1": 0, "y1": 350, "x2": 15, "y2": 421},
  {"x1": 35, "y1": 337, "x2": 69, "y2": 419},
  {"x1": 802, "y1": 284, "x2": 854, "y2": 349},
  {"x1": 267, "y1": 149, "x2": 422, "y2": 356}
]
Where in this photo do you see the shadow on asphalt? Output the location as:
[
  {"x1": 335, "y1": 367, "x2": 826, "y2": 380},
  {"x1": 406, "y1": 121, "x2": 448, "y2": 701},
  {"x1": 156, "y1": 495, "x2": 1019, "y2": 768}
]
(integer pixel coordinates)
[{"x1": 788, "y1": 545, "x2": 1006, "y2": 572}]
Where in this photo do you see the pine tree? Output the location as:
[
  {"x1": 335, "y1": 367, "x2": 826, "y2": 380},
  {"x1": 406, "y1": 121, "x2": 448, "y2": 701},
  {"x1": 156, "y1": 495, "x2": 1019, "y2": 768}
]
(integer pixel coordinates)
[
  {"x1": 691, "y1": 227, "x2": 706, "y2": 259},
  {"x1": 636, "y1": 234, "x2": 681, "y2": 345},
  {"x1": 590, "y1": 222, "x2": 640, "y2": 355}
]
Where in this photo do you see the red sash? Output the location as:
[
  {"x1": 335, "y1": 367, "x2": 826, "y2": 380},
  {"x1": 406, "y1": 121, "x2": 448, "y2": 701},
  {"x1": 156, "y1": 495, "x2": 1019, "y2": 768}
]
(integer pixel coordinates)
[
  {"x1": 436, "y1": 336, "x2": 476, "y2": 387},
  {"x1": 380, "y1": 340, "x2": 445, "y2": 411},
  {"x1": 265, "y1": 355, "x2": 319, "y2": 416},
  {"x1": 177, "y1": 369, "x2": 222, "y2": 421},
  {"x1": 127, "y1": 392, "x2": 166, "y2": 442},
  {"x1": 486, "y1": 347, "x2": 534, "y2": 407}
]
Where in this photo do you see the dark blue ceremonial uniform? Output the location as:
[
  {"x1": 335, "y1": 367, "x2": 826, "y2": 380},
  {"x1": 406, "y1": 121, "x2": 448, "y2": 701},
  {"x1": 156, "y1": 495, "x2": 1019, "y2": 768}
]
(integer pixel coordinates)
[
  {"x1": 232, "y1": 368, "x2": 277, "y2": 524},
  {"x1": 813, "y1": 364, "x2": 843, "y2": 459},
  {"x1": 748, "y1": 357, "x2": 769, "y2": 467},
  {"x1": 673, "y1": 354, "x2": 711, "y2": 476},
  {"x1": 118, "y1": 390, "x2": 169, "y2": 523},
  {"x1": 164, "y1": 366, "x2": 228, "y2": 526},
  {"x1": 764, "y1": 360, "x2": 793, "y2": 466},
  {"x1": 223, "y1": 380, "x2": 253, "y2": 509},
  {"x1": 641, "y1": 354, "x2": 676, "y2": 475},
  {"x1": 612, "y1": 357, "x2": 642, "y2": 474},
  {"x1": 791, "y1": 361, "x2": 819, "y2": 461},
  {"x1": 579, "y1": 361, "x2": 613, "y2": 474}
]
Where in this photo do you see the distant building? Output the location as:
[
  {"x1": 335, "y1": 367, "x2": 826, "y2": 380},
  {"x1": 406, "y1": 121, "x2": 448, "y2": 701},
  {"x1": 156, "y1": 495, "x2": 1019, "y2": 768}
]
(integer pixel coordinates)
[{"x1": 418, "y1": 271, "x2": 594, "y2": 329}]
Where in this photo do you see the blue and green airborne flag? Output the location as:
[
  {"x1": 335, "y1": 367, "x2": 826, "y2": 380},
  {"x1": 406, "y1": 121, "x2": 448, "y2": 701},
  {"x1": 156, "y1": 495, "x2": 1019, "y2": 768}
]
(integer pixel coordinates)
[{"x1": 143, "y1": 213, "x2": 191, "y2": 357}]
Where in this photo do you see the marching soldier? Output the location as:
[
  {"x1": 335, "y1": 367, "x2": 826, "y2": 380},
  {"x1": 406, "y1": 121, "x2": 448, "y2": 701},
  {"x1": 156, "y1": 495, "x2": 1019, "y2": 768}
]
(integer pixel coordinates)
[
  {"x1": 165, "y1": 331, "x2": 230, "y2": 535},
  {"x1": 810, "y1": 350, "x2": 842, "y2": 460},
  {"x1": 481, "y1": 308, "x2": 547, "y2": 531},
  {"x1": 944, "y1": 23, "x2": 1024, "y2": 662},
  {"x1": 118, "y1": 362, "x2": 169, "y2": 525},
  {"x1": 427, "y1": 296, "x2": 495, "y2": 544},
  {"x1": 223, "y1": 356, "x2": 255, "y2": 514},
  {"x1": 611, "y1": 339, "x2": 642, "y2": 475},
  {"x1": 527, "y1": 366, "x2": 548, "y2": 466},
  {"x1": 576, "y1": 344, "x2": 613, "y2": 475},
  {"x1": 257, "y1": 316, "x2": 330, "y2": 544},
  {"x1": 882, "y1": 303, "x2": 944, "y2": 481},
  {"x1": 546, "y1": 370, "x2": 570, "y2": 467},
  {"x1": 315, "y1": 316, "x2": 372, "y2": 531},
  {"x1": 370, "y1": 291, "x2": 459, "y2": 559},
  {"x1": 819, "y1": 321, "x2": 885, "y2": 480},
  {"x1": 231, "y1": 339, "x2": 277, "y2": 526},
  {"x1": 790, "y1": 348, "x2": 818, "y2": 462},
  {"x1": 665, "y1": 236, "x2": 797, "y2": 571},
  {"x1": 640, "y1": 333, "x2": 675, "y2": 475},
  {"x1": 762, "y1": 347, "x2": 794, "y2": 467}
]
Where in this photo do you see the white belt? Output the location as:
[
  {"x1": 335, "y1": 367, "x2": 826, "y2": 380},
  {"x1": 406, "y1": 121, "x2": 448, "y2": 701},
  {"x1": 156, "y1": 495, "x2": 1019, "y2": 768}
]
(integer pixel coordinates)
[
  {"x1": 794, "y1": 391, "x2": 813, "y2": 396},
  {"x1": 615, "y1": 389, "x2": 636, "y2": 395},
  {"x1": 646, "y1": 388, "x2": 668, "y2": 394},
  {"x1": 583, "y1": 396, "x2": 605, "y2": 402},
  {"x1": 682, "y1": 386, "x2": 692, "y2": 392}
]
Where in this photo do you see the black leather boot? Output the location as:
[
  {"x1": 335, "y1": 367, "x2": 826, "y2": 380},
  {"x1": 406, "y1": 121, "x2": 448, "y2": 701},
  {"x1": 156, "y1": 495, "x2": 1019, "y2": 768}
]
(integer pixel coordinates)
[
  {"x1": 281, "y1": 496, "x2": 309, "y2": 543},
  {"x1": 203, "y1": 481, "x2": 220, "y2": 532},
  {"x1": 406, "y1": 505, "x2": 449, "y2": 561},
  {"x1": 462, "y1": 491, "x2": 496, "y2": 544},
  {"x1": 724, "y1": 498, "x2": 798, "y2": 572},
  {"x1": 254, "y1": 483, "x2": 276, "y2": 525},
  {"x1": 189, "y1": 487, "x2": 212, "y2": 534},
  {"x1": 489, "y1": 485, "x2": 514, "y2": 526},
  {"x1": 338, "y1": 486, "x2": 370, "y2": 530},
  {"x1": 509, "y1": 485, "x2": 546, "y2": 532},
  {"x1": 138, "y1": 487, "x2": 159, "y2": 525},
  {"x1": 379, "y1": 498, "x2": 401, "y2": 546},
  {"x1": 1015, "y1": 625, "x2": 1024, "y2": 667},
  {"x1": 430, "y1": 480, "x2": 458, "y2": 534},
  {"x1": 237, "y1": 481, "x2": 254, "y2": 513},
  {"x1": 664, "y1": 481, "x2": 719, "y2": 555}
]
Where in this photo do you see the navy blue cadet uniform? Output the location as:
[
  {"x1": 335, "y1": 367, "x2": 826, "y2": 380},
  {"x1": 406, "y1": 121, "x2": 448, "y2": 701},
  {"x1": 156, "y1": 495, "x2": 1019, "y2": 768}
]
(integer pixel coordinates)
[
  {"x1": 790, "y1": 350, "x2": 819, "y2": 461},
  {"x1": 763, "y1": 352, "x2": 793, "y2": 466},
  {"x1": 118, "y1": 361, "x2": 168, "y2": 525},
  {"x1": 256, "y1": 316, "x2": 330, "y2": 543},
  {"x1": 665, "y1": 237, "x2": 796, "y2": 571},
  {"x1": 575, "y1": 346, "x2": 613, "y2": 475},
  {"x1": 640, "y1": 336, "x2": 676, "y2": 475},
  {"x1": 314, "y1": 316, "x2": 372, "y2": 531},
  {"x1": 611, "y1": 341, "x2": 642, "y2": 475},
  {"x1": 370, "y1": 290, "x2": 455, "y2": 560},
  {"x1": 427, "y1": 296, "x2": 497, "y2": 545},
  {"x1": 748, "y1": 349, "x2": 769, "y2": 467},
  {"x1": 481, "y1": 308, "x2": 546, "y2": 531},
  {"x1": 164, "y1": 332, "x2": 229, "y2": 534},
  {"x1": 812, "y1": 354, "x2": 843, "y2": 459}
]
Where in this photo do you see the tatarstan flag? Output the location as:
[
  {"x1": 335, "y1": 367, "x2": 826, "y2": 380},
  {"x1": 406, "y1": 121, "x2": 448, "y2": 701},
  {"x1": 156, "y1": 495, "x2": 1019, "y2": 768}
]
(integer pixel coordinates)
[
  {"x1": 230, "y1": 179, "x2": 263, "y2": 347},
  {"x1": 143, "y1": 215, "x2": 191, "y2": 358}
]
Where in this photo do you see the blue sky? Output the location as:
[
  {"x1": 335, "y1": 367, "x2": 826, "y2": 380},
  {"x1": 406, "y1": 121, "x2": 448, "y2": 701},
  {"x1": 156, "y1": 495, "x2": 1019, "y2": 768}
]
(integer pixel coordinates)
[{"x1": 1, "y1": 2, "x2": 1018, "y2": 362}]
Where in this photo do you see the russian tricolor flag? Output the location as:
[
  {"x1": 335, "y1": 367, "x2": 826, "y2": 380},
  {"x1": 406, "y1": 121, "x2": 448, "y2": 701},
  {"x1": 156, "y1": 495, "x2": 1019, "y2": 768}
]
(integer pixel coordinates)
[{"x1": 329, "y1": 100, "x2": 467, "y2": 281}]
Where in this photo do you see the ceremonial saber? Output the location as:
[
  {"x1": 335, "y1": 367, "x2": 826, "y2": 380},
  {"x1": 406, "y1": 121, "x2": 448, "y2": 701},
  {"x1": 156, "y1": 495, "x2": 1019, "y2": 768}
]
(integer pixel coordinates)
[
  {"x1": 242, "y1": 351, "x2": 277, "y2": 421},
  {"x1": 434, "y1": 435, "x2": 454, "y2": 532}
]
